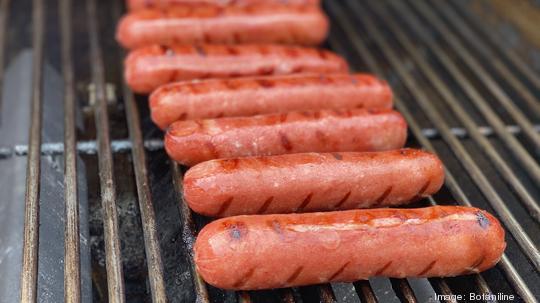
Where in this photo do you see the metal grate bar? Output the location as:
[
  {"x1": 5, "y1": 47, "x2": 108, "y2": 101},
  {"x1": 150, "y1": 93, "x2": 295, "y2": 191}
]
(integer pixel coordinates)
[
  {"x1": 0, "y1": 0, "x2": 10, "y2": 126},
  {"x1": 122, "y1": 77, "x2": 168, "y2": 301},
  {"x1": 391, "y1": 279, "x2": 417, "y2": 303},
  {"x1": 86, "y1": 0, "x2": 125, "y2": 301},
  {"x1": 318, "y1": 284, "x2": 336, "y2": 303},
  {"x1": 172, "y1": 164, "x2": 210, "y2": 303},
  {"x1": 59, "y1": 0, "x2": 81, "y2": 302},
  {"x1": 367, "y1": 0, "x2": 540, "y2": 221},
  {"x1": 325, "y1": 2, "x2": 536, "y2": 302},
  {"x1": 434, "y1": 1, "x2": 540, "y2": 116},
  {"x1": 353, "y1": 281, "x2": 377, "y2": 303},
  {"x1": 387, "y1": 0, "x2": 540, "y2": 189},
  {"x1": 19, "y1": 0, "x2": 44, "y2": 301},
  {"x1": 448, "y1": 1, "x2": 540, "y2": 90},
  {"x1": 407, "y1": 0, "x2": 540, "y2": 150},
  {"x1": 342, "y1": 0, "x2": 540, "y2": 271}
]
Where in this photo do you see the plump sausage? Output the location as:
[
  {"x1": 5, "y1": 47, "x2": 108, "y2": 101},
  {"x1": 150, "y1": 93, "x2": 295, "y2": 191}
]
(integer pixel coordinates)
[
  {"x1": 183, "y1": 149, "x2": 443, "y2": 217},
  {"x1": 150, "y1": 73, "x2": 393, "y2": 129},
  {"x1": 116, "y1": 4, "x2": 328, "y2": 49},
  {"x1": 125, "y1": 44, "x2": 348, "y2": 94},
  {"x1": 127, "y1": 0, "x2": 321, "y2": 11},
  {"x1": 165, "y1": 109, "x2": 407, "y2": 166},
  {"x1": 194, "y1": 206, "x2": 506, "y2": 290}
]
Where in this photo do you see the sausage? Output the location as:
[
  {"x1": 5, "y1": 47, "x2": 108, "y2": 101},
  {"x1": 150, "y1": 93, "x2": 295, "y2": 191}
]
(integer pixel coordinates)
[
  {"x1": 183, "y1": 149, "x2": 444, "y2": 217},
  {"x1": 127, "y1": 0, "x2": 321, "y2": 11},
  {"x1": 125, "y1": 44, "x2": 348, "y2": 94},
  {"x1": 165, "y1": 108, "x2": 407, "y2": 166},
  {"x1": 194, "y1": 206, "x2": 506, "y2": 290},
  {"x1": 116, "y1": 4, "x2": 328, "y2": 49},
  {"x1": 150, "y1": 73, "x2": 393, "y2": 129}
]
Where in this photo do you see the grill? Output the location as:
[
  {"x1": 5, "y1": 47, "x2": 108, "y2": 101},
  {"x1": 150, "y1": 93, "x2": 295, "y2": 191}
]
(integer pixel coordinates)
[{"x1": 0, "y1": 0, "x2": 538, "y2": 302}]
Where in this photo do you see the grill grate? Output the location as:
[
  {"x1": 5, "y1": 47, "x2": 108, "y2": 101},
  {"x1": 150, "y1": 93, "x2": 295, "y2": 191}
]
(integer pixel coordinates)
[{"x1": 0, "y1": 0, "x2": 537, "y2": 302}]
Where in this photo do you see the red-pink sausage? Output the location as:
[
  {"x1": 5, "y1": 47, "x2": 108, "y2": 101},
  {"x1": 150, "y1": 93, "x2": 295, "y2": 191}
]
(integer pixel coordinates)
[
  {"x1": 150, "y1": 73, "x2": 393, "y2": 129},
  {"x1": 125, "y1": 44, "x2": 348, "y2": 94},
  {"x1": 194, "y1": 206, "x2": 506, "y2": 290},
  {"x1": 165, "y1": 108, "x2": 407, "y2": 166},
  {"x1": 127, "y1": 0, "x2": 321, "y2": 11},
  {"x1": 117, "y1": 4, "x2": 328, "y2": 49},
  {"x1": 183, "y1": 149, "x2": 444, "y2": 217}
]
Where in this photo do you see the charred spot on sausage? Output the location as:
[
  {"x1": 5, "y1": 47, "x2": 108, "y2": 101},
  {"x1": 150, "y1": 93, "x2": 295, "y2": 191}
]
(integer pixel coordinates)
[
  {"x1": 334, "y1": 191, "x2": 351, "y2": 208},
  {"x1": 373, "y1": 186, "x2": 393, "y2": 206},
  {"x1": 476, "y1": 212, "x2": 490, "y2": 229},
  {"x1": 332, "y1": 153, "x2": 343, "y2": 160},
  {"x1": 215, "y1": 197, "x2": 233, "y2": 217},
  {"x1": 267, "y1": 219, "x2": 283, "y2": 235},
  {"x1": 279, "y1": 131, "x2": 293, "y2": 151},
  {"x1": 225, "y1": 220, "x2": 247, "y2": 241},
  {"x1": 375, "y1": 261, "x2": 392, "y2": 276},
  {"x1": 220, "y1": 158, "x2": 239, "y2": 171},
  {"x1": 286, "y1": 266, "x2": 304, "y2": 284},
  {"x1": 194, "y1": 45, "x2": 207, "y2": 57},
  {"x1": 328, "y1": 262, "x2": 350, "y2": 281},
  {"x1": 411, "y1": 181, "x2": 430, "y2": 201},
  {"x1": 418, "y1": 260, "x2": 436, "y2": 276},
  {"x1": 297, "y1": 193, "x2": 314, "y2": 211},
  {"x1": 257, "y1": 196, "x2": 274, "y2": 214}
]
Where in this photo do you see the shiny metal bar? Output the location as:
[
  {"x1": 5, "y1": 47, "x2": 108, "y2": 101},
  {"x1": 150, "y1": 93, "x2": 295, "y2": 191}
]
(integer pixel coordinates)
[
  {"x1": 325, "y1": 2, "x2": 536, "y2": 302},
  {"x1": 59, "y1": 0, "x2": 80, "y2": 302},
  {"x1": 86, "y1": 0, "x2": 125, "y2": 301},
  {"x1": 122, "y1": 82, "x2": 168, "y2": 302},
  {"x1": 392, "y1": 279, "x2": 417, "y2": 303},
  {"x1": 388, "y1": 0, "x2": 540, "y2": 189},
  {"x1": 434, "y1": 0, "x2": 540, "y2": 116},
  {"x1": 19, "y1": 0, "x2": 44, "y2": 301},
  {"x1": 368, "y1": 0, "x2": 540, "y2": 221},
  {"x1": 172, "y1": 164, "x2": 210, "y2": 303},
  {"x1": 343, "y1": 0, "x2": 540, "y2": 271},
  {"x1": 318, "y1": 284, "x2": 336, "y2": 303},
  {"x1": 353, "y1": 281, "x2": 378, "y2": 303},
  {"x1": 407, "y1": 0, "x2": 540, "y2": 151}
]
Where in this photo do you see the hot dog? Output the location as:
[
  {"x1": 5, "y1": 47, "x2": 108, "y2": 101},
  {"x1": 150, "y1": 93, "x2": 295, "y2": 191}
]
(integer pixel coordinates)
[
  {"x1": 183, "y1": 149, "x2": 443, "y2": 217},
  {"x1": 125, "y1": 44, "x2": 348, "y2": 94},
  {"x1": 150, "y1": 73, "x2": 393, "y2": 129},
  {"x1": 194, "y1": 206, "x2": 506, "y2": 290},
  {"x1": 127, "y1": 0, "x2": 321, "y2": 11},
  {"x1": 165, "y1": 109, "x2": 407, "y2": 166},
  {"x1": 116, "y1": 4, "x2": 328, "y2": 49}
]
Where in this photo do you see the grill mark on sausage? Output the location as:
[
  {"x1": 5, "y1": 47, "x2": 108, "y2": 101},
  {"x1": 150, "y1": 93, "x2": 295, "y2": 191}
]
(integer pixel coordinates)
[
  {"x1": 215, "y1": 197, "x2": 233, "y2": 217},
  {"x1": 418, "y1": 260, "x2": 436, "y2": 276},
  {"x1": 178, "y1": 113, "x2": 187, "y2": 120},
  {"x1": 279, "y1": 131, "x2": 293, "y2": 151},
  {"x1": 332, "y1": 153, "x2": 343, "y2": 160},
  {"x1": 328, "y1": 262, "x2": 350, "y2": 281},
  {"x1": 315, "y1": 130, "x2": 327, "y2": 144},
  {"x1": 373, "y1": 186, "x2": 393, "y2": 207},
  {"x1": 258, "y1": 66, "x2": 275, "y2": 75},
  {"x1": 476, "y1": 211, "x2": 490, "y2": 229},
  {"x1": 334, "y1": 191, "x2": 351, "y2": 209},
  {"x1": 232, "y1": 267, "x2": 256, "y2": 288},
  {"x1": 233, "y1": 32, "x2": 242, "y2": 44},
  {"x1": 317, "y1": 49, "x2": 328, "y2": 60},
  {"x1": 267, "y1": 219, "x2": 283, "y2": 235},
  {"x1": 412, "y1": 181, "x2": 431, "y2": 201},
  {"x1": 286, "y1": 266, "x2": 303, "y2": 284},
  {"x1": 204, "y1": 141, "x2": 219, "y2": 159},
  {"x1": 226, "y1": 46, "x2": 239, "y2": 55},
  {"x1": 257, "y1": 79, "x2": 274, "y2": 88},
  {"x1": 297, "y1": 193, "x2": 313, "y2": 211},
  {"x1": 202, "y1": 32, "x2": 211, "y2": 43},
  {"x1": 375, "y1": 261, "x2": 392, "y2": 276},
  {"x1": 220, "y1": 158, "x2": 239, "y2": 171},
  {"x1": 257, "y1": 196, "x2": 274, "y2": 214},
  {"x1": 314, "y1": 111, "x2": 321, "y2": 119},
  {"x1": 194, "y1": 45, "x2": 207, "y2": 57}
]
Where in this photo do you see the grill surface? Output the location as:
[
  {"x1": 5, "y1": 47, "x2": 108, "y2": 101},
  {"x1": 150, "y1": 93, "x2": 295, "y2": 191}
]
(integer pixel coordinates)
[{"x1": 0, "y1": 0, "x2": 539, "y2": 302}]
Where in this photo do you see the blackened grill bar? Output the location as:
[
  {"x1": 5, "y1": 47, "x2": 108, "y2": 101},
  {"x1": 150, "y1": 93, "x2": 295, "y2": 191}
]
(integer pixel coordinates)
[{"x1": 6, "y1": 0, "x2": 538, "y2": 302}]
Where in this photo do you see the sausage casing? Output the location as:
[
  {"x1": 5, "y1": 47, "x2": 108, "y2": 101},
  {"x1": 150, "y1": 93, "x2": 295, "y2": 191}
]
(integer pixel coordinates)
[
  {"x1": 125, "y1": 44, "x2": 348, "y2": 94},
  {"x1": 194, "y1": 206, "x2": 506, "y2": 290},
  {"x1": 165, "y1": 108, "x2": 407, "y2": 166},
  {"x1": 127, "y1": 0, "x2": 321, "y2": 10},
  {"x1": 150, "y1": 73, "x2": 393, "y2": 129},
  {"x1": 184, "y1": 149, "x2": 444, "y2": 217},
  {"x1": 117, "y1": 4, "x2": 328, "y2": 49}
]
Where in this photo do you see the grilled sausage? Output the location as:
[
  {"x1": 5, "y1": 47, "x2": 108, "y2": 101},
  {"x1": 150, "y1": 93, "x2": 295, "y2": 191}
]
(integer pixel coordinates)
[
  {"x1": 194, "y1": 206, "x2": 506, "y2": 290},
  {"x1": 183, "y1": 149, "x2": 443, "y2": 217},
  {"x1": 116, "y1": 4, "x2": 328, "y2": 49},
  {"x1": 150, "y1": 73, "x2": 393, "y2": 129},
  {"x1": 165, "y1": 109, "x2": 407, "y2": 166},
  {"x1": 127, "y1": 0, "x2": 321, "y2": 10},
  {"x1": 125, "y1": 44, "x2": 348, "y2": 94}
]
